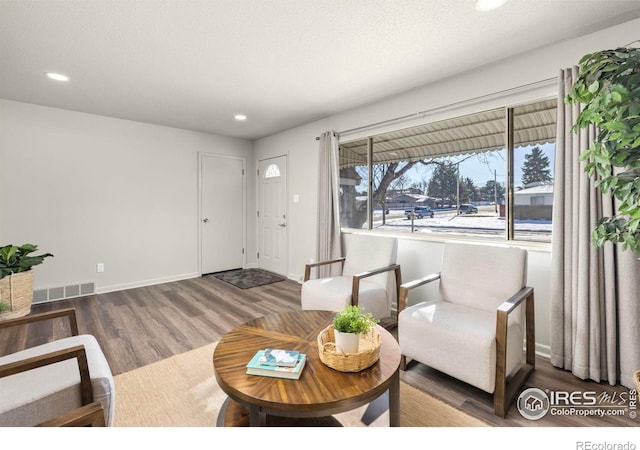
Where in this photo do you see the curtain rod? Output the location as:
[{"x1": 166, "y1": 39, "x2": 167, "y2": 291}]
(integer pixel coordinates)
[{"x1": 314, "y1": 77, "x2": 557, "y2": 141}]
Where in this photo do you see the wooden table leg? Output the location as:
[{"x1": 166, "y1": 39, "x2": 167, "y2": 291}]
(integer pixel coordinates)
[
  {"x1": 217, "y1": 397, "x2": 230, "y2": 427},
  {"x1": 388, "y1": 369, "x2": 400, "y2": 427},
  {"x1": 249, "y1": 405, "x2": 266, "y2": 426}
]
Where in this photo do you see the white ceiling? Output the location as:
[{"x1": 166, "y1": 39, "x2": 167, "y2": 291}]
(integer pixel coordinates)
[{"x1": 2, "y1": 0, "x2": 640, "y2": 141}]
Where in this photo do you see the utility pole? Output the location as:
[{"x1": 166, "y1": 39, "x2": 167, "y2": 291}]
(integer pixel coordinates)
[
  {"x1": 456, "y1": 162, "x2": 460, "y2": 214},
  {"x1": 494, "y1": 169, "x2": 498, "y2": 214}
]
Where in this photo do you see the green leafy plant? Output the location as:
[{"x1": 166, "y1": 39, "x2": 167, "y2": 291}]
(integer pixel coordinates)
[
  {"x1": 566, "y1": 46, "x2": 640, "y2": 253},
  {"x1": 0, "y1": 243, "x2": 54, "y2": 279},
  {"x1": 333, "y1": 305, "x2": 378, "y2": 334},
  {"x1": 0, "y1": 299, "x2": 6, "y2": 313}
]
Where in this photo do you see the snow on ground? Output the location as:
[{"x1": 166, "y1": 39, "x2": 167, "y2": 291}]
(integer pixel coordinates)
[{"x1": 371, "y1": 207, "x2": 552, "y2": 242}]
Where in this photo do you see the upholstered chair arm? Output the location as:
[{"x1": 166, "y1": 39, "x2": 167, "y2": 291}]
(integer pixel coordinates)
[
  {"x1": 494, "y1": 286, "x2": 535, "y2": 418},
  {"x1": 38, "y1": 401, "x2": 106, "y2": 427},
  {"x1": 397, "y1": 272, "x2": 441, "y2": 313},
  {"x1": 0, "y1": 345, "x2": 94, "y2": 404},
  {"x1": 304, "y1": 257, "x2": 346, "y2": 281},
  {"x1": 351, "y1": 264, "x2": 402, "y2": 307},
  {"x1": 497, "y1": 286, "x2": 534, "y2": 315},
  {"x1": 0, "y1": 307, "x2": 79, "y2": 336},
  {"x1": 0, "y1": 344, "x2": 103, "y2": 426}
]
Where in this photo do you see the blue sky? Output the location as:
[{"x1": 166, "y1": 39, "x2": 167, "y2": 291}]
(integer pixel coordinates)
[{"x1": 403, "y1": 142, "x2": 556, "y2": 190}]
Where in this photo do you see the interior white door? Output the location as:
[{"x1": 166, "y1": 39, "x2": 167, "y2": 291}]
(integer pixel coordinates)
[
  {"x1": 200, "y1": 154, "x2": 244, "y2": 274},
  {"x1": 258, "y1": 156, "x2": 287, "y2": 276}
]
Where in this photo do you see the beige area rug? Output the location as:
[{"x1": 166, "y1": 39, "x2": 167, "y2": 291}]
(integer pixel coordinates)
[{"x1": 113, "y1": 342, "x2": 488, "y2": 427}]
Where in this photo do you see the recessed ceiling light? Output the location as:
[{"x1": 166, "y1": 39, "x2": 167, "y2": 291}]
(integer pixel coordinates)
[
  {"x1": 45, "y1": 72, "x2": 70, "y2": 82},
  {"x1": 475, "y1": 0, "x2": 508, "y2": 12},
  {"x1": 234, "y1": 114, "x2": 247, "y2": 121}
]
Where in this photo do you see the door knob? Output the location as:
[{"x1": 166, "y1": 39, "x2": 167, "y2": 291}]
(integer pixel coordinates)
[
  {"x1": 203, "y1": 218, "x2": 209, "y2": 223},
  {"x1": 278, "y1": 223, "x2": 286, "y2": 227}
]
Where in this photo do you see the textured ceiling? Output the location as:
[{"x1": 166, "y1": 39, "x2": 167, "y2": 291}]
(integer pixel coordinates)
[{"x1": 1, "y1": 0, "x2": 640, "y2": 140}]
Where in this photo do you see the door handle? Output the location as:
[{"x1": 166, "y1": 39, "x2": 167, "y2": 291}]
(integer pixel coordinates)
[
  {"x1": 203, "y1": 218, "x2": 209, "y2": 223},
  {"x1": 278, "y1": 223, "x2": 286, "y2": 227}
]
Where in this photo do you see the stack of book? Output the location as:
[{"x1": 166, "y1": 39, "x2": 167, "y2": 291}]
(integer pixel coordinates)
[{"x1": 246, "y1": 348, "x2": 306, "y2": 380}]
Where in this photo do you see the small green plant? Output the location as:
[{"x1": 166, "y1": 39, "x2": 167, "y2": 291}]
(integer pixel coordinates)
[
  {"x1": 0, "y1": 243, "x2": 54, "y2": 279},
  {"x1": 0, "y1": 299, "x2": 6, "y2": 313},
  {"x1": 333, "y1": 305, "x2": 378, "y2": 334},
  {"x1": 566, "y1": 46, "x2": 640, "y2": 253}
]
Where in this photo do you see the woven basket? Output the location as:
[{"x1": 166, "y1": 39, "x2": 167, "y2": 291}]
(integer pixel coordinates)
[
  {"x1": 317, "y1": 325, "x2": 381, "y2": 372},
  {"x1": 0, "y1": 271, "x2": 34, "y2": 320},
  {"x1": 634, "y1": 370, "x2": 640, "y2": 392}
]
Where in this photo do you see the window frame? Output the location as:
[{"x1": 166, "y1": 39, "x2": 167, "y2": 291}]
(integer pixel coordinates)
[{"x1": 338, "y1": 97, "x2": 556, "y2": 247}]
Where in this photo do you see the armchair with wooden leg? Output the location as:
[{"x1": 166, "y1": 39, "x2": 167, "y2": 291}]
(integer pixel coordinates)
[
  {"x1": 0, "y1": 308, "x2": 115, "y2": 427},
  {"x1": 301, "y1": 234, "x2": 401, "y2": 328},
  {"x1": 397, "y1": 241, "x2": 535, "y2": 417}
]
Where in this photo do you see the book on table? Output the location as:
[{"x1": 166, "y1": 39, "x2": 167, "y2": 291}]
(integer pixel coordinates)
[
  {"x1": 258, "y1": 348, "x2": 300, "y2": 367},
  {"x1": 246, "y1": 350, "x2": 306, "y2": 380}
]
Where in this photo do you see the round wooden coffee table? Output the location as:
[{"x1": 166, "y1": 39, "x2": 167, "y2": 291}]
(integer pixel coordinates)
[{"x1": 213, "y1": 310, "x2": 401, "y2": 427}]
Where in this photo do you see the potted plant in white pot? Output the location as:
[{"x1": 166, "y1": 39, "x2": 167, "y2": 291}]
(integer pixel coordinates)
[
  {"x1": 0, "y1": 243, "x2": 53, "y2": 320},
  {"x1": 332, "y1": 305, "x2": 378, "y2": 354}
]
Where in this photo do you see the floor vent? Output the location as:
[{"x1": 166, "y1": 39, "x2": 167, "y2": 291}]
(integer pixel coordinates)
[{"x1": 32, "y1": 282, "x2": 96, "y2": 304}]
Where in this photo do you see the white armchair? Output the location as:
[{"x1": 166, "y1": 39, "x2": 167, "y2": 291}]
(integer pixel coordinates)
[
  {"x1": 301, "y1": 234, "x2": 401, "y2": 324},
  {"x1": 397, "y1": 241, "x2": 535, "y2": 417},
  {"x1": 0, "y1": 308, "x2": 115, "y2": 426}
]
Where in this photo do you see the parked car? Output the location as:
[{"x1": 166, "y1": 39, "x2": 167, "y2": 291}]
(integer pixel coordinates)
[
  {"x1": 458, "y1": 204, "x2": 478, "y2": 214},
  {"x1": 405, "y1": 206, "x2": 434, "y2": 219}
]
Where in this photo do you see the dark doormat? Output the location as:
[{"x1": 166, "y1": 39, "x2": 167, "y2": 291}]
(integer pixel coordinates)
[{"x1": 211, "y1": 268, "x2": 286, "y2": 289}]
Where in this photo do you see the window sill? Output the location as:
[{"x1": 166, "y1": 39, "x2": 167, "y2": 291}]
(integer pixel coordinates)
[{"x1": 341, "y1": 228, "x2": 552, "y2": 253}]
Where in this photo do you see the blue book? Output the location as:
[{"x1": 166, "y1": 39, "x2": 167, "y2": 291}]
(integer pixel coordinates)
[
  {"x1": 246, "y1": 350, "x2": 306, "y2": 380},
  {"x1": 258, "y1": 348, "x2": 300, "y2": 367}
]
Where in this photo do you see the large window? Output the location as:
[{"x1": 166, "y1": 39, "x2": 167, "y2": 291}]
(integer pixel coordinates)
[{"x1": 338, "y1": 98, "x2": 556, "y2": 243}]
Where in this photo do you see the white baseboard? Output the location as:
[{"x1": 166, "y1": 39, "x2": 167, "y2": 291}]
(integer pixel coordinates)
[
  {"x1": 535, "y1": 342, "x2": 551, "y2": 360},
  {"x1": 287, "y1": 273, "x2": 303, "y2": 283},
  {"x1": 96, "y1": 272, "x2": 200, "y2": 295}
]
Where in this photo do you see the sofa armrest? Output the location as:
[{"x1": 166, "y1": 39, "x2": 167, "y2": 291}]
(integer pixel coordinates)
[
  {"x1": 0, "y1": 344, "x2": 94, "y2": 409},
  {"x1": 397, "y1": 272, "x2": 441, "y2": 312},
  {"x1": 304, "y1": 257, "x2": 346, "y2": 281},
  {"x1": 37, "y1": 401, "x2": 105, "y2": 427},
  {"x1": 494, "y1": 286, "x2": 535, "y2": 417},
  {"x1": 351, "y1": 264, "x2": 402, "y2": 308}
]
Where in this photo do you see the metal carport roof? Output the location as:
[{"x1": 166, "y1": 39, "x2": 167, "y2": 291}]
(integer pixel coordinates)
[{"x1": 339, "y1": 99, "x2": 557, "y2": 169}]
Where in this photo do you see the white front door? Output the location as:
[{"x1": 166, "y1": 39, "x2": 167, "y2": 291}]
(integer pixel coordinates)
[
  {"x1": 258, "y1": 156, "x2": 287, "y2": 276},
  {"x1": 200, "y1": 153, "x2": 245, "y2": 274}
]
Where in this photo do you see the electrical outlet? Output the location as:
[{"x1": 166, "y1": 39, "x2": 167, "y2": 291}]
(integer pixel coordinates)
[{"x1": 96, "y1": 263, "x2": 105, "y2": 273}]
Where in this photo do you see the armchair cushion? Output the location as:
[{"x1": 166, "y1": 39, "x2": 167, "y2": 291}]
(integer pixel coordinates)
[
  {"x1": 301, "y1": 277, "x2": 389, "y2": 319},
  {"x1": 399, "y1": 300, "x2": 524, "y2": 393},
  {"x1": 0, "y1": 334, "x2": 115, "y2": 427}
]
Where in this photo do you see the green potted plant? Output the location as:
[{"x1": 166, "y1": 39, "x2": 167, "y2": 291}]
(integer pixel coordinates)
[
  {"x1": 566, "y1": 46, "x2": 640, "y2": 254},
  {"x1": 0, "y1": 243, "x2": 53, "y2": 320},
  {"x1": 332, "y1": 305, "x2": 379, "y2": 353}
]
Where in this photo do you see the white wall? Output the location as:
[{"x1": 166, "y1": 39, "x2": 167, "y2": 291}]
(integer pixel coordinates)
[
  {"x1": 253, "y1": 17, "x2": 640, "y2": 355},
  {"x1": 0, "y1": 99, "x2": 255, "y2": 294}
]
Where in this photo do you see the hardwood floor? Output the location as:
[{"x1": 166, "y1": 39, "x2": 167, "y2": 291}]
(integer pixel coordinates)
[{"x1": 1, "y1": 275, "x2": 636, "y2": 427}]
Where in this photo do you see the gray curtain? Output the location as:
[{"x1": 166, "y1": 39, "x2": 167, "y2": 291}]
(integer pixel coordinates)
[
  {"x1": 550, "y1": 67, "x2": 640, "y2": 389},
  {"x1": 316, "y1": 131, "x2": 342, "y2": 277}
]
